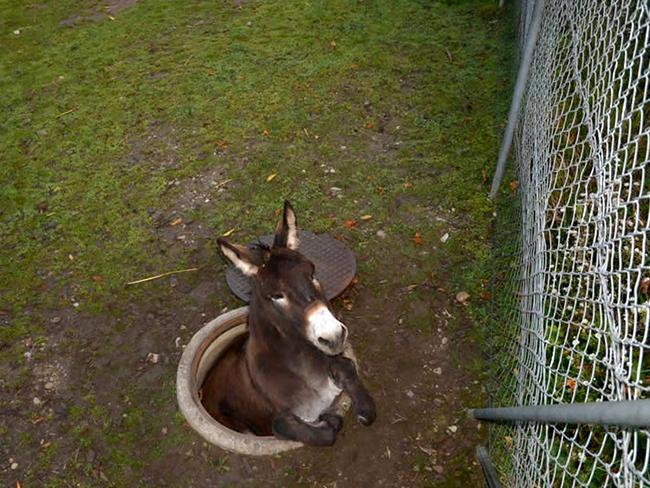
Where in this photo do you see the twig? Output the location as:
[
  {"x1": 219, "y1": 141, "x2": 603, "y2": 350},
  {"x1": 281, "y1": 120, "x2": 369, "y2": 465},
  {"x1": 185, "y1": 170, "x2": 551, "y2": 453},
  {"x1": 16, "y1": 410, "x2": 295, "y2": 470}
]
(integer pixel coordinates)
[
  {"x1": 213, "y1": 178, "x2": 233, "y2": 190},
  {"x1": 55, "y1": 107, "x2": 77, "y2": 118},
  {"x1": 126, "y1": 267, "x2": 200, "y2": 285}
]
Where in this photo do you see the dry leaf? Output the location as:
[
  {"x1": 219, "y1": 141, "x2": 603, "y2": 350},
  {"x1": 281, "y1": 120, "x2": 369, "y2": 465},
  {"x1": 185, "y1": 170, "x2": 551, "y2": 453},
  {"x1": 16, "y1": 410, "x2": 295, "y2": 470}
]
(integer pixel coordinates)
[
  {"x1": 92, "y1": 275, "x2": 103, "y2": 283},
  {"x1": 509, "y1": 180, "x2": 520, "y2": 193},
  {"x1": 221, "y1": 228, "x2": 236, "y2": 237},
  {"x1": 170, "y1": 217, "x2": 183, "y2": 226},
  {"x1": 566, "y1": 378, "x2": 576, "y2": 392},
  {"x1": 360, "y1": 214, "x2": 372, "y2": 221},
  {"x1": 344, "y1": 219, "x2": 358, "y2": 229},
  {"x1": 482, "y1": 290, "x2": 492, "y2": 301},
  {"x1": 403, "y1": 181, "x2": 413, "y2": 189},
  {"x1": 350, "y1": 63, "x2": 359, "y2": 70},
  {"x1": 330, "y1": 40, "x2": 337, "y2": 48},
  {"x1": 482, "y1": 169, "x2": 489, "y2": 184},
  {"x1": 366, "y1": 122, "x2": 375, "y2": 129},
  {"x1": 216, "y1": 140, "x2": 228, "y2": 149},
  {"x1": 455, "y1": 291, "x2": 470, "y2": 304},
  {"x1": 263, "y1": 128, "x2": 270, "y2": 137},
  {"x1": 266, "y1": 173, "x2": 277, "y2": 182},
  {"x1": 413, "y1": 232, "x2": 423, "y2": 245}
]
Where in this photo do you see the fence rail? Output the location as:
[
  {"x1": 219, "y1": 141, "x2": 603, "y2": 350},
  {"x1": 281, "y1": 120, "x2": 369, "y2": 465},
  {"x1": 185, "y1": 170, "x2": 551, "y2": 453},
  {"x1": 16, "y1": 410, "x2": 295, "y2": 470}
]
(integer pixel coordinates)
[{"x1": 483, "y1": 0, "x2": 649, "y2": 486}]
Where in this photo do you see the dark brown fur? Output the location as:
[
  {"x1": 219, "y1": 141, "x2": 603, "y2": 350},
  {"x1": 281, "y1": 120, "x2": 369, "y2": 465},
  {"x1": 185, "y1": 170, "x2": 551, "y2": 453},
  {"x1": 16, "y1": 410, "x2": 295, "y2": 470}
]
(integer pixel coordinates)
[{"x1": 201, "y1": 201, "x2": 376, "y2": 446}]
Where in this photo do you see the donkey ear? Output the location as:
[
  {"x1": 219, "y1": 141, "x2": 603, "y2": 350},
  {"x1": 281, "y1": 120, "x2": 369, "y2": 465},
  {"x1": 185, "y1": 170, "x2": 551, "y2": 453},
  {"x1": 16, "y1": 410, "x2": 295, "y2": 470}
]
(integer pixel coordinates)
[
  {"x1": 217, "y1": 238, "x2": 259, "y2": 277},
  {"x1": 273, "y1": 200, "x2": 299, "y2": 250}
]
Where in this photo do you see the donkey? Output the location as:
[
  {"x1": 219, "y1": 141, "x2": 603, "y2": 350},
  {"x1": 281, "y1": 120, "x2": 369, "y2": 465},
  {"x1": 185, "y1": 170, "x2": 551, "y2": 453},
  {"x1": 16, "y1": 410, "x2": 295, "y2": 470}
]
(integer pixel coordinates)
[{"x1": 201, "y1": 201, "x2": 376, "y2": 446}]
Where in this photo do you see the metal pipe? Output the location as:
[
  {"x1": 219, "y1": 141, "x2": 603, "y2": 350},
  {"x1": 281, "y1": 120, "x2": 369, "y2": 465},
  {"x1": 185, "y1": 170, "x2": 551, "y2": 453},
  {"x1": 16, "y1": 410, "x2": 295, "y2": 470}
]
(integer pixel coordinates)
[
  {"x1": 489, "y1": 0, "x2": 546, "y2": 199},
  {"x1": 472, "y1": 400, "x2": 650, "y2": 428},
  {"x1": 476, "y1": 446, "x2": 503, "y2": 488}
]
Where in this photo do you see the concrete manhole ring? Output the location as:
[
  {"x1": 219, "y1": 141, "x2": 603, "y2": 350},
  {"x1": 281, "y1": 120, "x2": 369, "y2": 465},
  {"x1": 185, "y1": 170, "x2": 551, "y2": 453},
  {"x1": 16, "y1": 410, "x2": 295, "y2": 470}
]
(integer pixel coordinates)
[{"x1": 176, "y1": 306, "x2": 354, "y2": 456}]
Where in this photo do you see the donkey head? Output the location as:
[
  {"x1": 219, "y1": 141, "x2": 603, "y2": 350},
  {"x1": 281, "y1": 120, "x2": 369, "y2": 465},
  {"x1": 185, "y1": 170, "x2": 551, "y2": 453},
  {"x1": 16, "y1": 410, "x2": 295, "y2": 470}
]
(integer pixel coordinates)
[{"x1": 217, "y1": 201, "x2": 348, "y2": 355}]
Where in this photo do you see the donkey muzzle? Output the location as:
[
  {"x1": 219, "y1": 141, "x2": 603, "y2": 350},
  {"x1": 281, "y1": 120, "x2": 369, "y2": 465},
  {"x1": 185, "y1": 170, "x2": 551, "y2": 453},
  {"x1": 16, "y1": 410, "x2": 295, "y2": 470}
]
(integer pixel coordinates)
[{"x1": 306, "y1": 303, "x2": 348, "y2": 355}]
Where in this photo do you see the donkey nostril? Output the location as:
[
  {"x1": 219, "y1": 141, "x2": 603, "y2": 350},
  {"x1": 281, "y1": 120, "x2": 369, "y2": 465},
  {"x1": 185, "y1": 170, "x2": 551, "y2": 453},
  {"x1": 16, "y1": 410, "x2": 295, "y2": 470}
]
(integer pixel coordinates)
[{"x1": 318, "y1": 337, "x2": 334, "y2": 349}]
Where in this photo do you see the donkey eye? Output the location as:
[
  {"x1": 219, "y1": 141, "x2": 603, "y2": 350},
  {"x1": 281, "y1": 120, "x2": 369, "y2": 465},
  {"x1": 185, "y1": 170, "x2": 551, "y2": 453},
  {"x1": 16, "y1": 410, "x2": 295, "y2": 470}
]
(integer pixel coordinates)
[{"x1": 269, "y1": 293, "x2": 285, "y2": 301}]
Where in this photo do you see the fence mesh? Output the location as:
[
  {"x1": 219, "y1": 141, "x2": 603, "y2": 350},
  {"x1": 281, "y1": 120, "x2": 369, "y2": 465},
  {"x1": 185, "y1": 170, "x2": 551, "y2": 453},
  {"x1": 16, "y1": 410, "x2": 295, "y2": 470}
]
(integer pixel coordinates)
[{"x1": 488, "y1": 0, "x2": 650, "y2": 486}]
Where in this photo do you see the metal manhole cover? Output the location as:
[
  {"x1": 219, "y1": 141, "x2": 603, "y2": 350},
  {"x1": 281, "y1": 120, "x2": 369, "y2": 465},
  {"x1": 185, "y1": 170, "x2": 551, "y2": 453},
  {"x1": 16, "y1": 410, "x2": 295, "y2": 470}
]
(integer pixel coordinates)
[{"x1": 225, "y1": 230, "x2": 356, "y2": 302}]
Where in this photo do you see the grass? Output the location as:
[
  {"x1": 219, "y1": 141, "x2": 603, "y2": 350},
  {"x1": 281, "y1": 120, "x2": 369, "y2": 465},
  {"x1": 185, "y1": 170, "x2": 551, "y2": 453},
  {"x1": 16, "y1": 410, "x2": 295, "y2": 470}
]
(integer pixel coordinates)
[{"x1": 1, "y1": 0, "x2": 504, "y2": 485}]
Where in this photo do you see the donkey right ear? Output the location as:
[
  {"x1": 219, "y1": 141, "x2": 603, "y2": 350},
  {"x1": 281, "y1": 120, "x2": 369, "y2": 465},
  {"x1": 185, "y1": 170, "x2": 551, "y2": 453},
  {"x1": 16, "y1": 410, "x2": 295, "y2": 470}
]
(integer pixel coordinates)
[{"x1": 217, "y1": 238, "x2": 259, "y2": 277}]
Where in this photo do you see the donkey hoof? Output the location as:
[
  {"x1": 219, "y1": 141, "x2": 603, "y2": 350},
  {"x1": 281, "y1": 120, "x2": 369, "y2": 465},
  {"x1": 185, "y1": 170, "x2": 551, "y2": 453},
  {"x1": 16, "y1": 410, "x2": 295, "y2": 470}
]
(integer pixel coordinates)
[
  {"x1": 319, "y1": 413, "x2": 343, "y2": 433},
  {"x1": 356, "y1": 406, "x2": 376, "y2": 426}
]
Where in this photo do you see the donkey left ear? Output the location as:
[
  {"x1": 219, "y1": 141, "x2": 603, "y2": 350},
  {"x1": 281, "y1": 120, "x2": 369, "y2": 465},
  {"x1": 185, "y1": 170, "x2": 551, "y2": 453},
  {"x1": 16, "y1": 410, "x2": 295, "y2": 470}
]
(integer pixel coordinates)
[{"x1": 273, "y1": 200, "x2": 299, "y2": 250}]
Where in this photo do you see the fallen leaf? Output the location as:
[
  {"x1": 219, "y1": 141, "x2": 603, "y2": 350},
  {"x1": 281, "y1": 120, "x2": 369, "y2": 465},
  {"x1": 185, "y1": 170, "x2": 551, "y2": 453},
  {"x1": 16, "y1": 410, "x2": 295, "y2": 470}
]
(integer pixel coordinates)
[
  {"x1": 330, "y1": 40, "x2": 337, "y2": 48},
  {"x1": 40, "y1": 441, "x2": 51, "y2": 449},
  {"x1": 566, "y1": 378, "x2": 576, "y2": 392},
  {"x1": 366, "y1": 122, "x2": 375, "y2": 129},
  {"x1": 344, "y1": 219, "x2": 358, "y2": 229},
  {"x1": 350, "y1": 63, "x2": 359, "y2": 70},
  {"x1": 482, "y1": 169, "x2": 489, "y2": 184},
  {"x1": 263, "y1": 128, "x2": 270, "y2": 137},
  {"x1": 481, "y1": 290, "x2": 492, "y2": 301},
  {"x1": 31, "y1": 416, "x2": 45, "y2": 425},
  {"x1": 403, "y1": 181, "x2": 413, "y2": 189},
  {"x1": 509, "y1": 180, "x2": 519, "y2": 193},
  {"x1": 504, "y1": 435, "x2": 513, "y2": 446},
  {"x1": 266, "y1": 173, "x2": 277, "y2": 182},
  {"x1": 360, "y1": 214, "x2": 372, "y2": 221},
  {"x1": 640, "y1": 277, "x2": 650, "y2": 295},
  {"x1": 455, "y1": 291, "x2": 470, "y2": 304},
  {"x1": 413, "y1": 232, "x2": 424, "y2": 245},
  {"x1": 222, "y1": 228, "x2": 236, "y2": 237},
  {"x1": 170, "y1": 217, "x2": 183, "y2": 226},
  {"x1": 216, "y1": 140, "x2": 229, "y2": 149},
  {"x1": 92, "y1": 275, "x2": 103, "y2": 283}
]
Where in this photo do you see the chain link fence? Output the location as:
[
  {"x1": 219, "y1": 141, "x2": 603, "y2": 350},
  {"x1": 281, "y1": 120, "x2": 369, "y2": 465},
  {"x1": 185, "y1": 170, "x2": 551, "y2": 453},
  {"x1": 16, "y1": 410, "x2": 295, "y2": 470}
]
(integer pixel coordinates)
[{"x1": 487, "y1": 0, "x2": 649, "y2": 486}]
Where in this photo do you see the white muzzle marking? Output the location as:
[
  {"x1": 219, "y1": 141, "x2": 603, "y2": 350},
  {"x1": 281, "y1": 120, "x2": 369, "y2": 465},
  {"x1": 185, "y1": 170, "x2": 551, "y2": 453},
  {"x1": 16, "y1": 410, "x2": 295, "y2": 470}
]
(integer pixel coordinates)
[{"x1": 306, "y1": 303, "x2": 347, "y2": 355}]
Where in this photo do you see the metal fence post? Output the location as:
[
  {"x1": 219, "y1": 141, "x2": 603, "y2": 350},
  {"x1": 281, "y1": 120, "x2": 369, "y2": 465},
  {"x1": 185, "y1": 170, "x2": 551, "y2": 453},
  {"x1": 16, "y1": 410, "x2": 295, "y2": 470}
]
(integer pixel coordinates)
[
  {"x1": 472, "y1": 400, "x2": 650, "y2": 428},
  {"x1": 489, "y1": 0, "x2": 545, "y2": 199}
]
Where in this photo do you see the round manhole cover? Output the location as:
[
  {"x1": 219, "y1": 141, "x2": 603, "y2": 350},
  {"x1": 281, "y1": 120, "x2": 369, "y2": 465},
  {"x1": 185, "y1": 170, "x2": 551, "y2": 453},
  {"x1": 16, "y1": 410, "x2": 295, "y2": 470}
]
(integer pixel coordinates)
[{"x1": 225, "y1": 230, "x2": 356, "y2": 302}]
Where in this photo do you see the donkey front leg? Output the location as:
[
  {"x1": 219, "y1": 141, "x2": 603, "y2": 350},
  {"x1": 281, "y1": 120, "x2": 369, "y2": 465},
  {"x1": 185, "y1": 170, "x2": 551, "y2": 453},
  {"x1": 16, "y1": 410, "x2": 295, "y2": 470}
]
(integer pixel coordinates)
[
  {"x1": 272, "y1": 411, "x2": 337, "y2": 446},
  {"x1": 329, "y1": 356, "x2": 376, "y2": 426}
]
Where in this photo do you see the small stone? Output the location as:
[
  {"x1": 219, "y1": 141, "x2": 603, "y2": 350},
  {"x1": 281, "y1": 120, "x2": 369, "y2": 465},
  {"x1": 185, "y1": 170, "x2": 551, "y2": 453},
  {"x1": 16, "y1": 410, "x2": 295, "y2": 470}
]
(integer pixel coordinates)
[
  {"x1": 11, "y1": 462, "x2": 18, "y2": 470},
  {"x1": 86, "y1": 449, "x2": 96, "y2": 463},
  {"x1": 161, "y1": 427, "x2": 168, "y2": 435},
  {"x1": 376, "y1": 230, "x2": 387, "y2": 239},
  {"x1": 44, "y1": 382, "x2": 55, "y2": 390},
  {"x1": 433, "y1": 465, "x2": 444, "y2": 475},
  {"x1": 447, "y1": 425, "x2": 458, "y2": 433},
  {"x1": 33, "y1": 397, "x2": 42, "y2": 406},
  {"x1": 455, "y1": 291, "x2": 470, "y2": 304},
  {"x1": 146, "y1": 353, "x2": 160, "y2": 364},
  {"x1": 50, "y1": 316, "x2": 61, "y2": 323},
  {"x1": 433, "y1": 367, "x2": 442, "y2": 375},
  {"x1": 441, "y1": 337, "x2": 448, "y2": 346},
  {"x1": 440, "y1": 232, "x2": 449, "y2": 243},
  {"x1": 405, "y1": 389, "x2": 415, "y2": 399},
  {"x1": 175, "y1": 337, "x2": 181, "y2": 348}
]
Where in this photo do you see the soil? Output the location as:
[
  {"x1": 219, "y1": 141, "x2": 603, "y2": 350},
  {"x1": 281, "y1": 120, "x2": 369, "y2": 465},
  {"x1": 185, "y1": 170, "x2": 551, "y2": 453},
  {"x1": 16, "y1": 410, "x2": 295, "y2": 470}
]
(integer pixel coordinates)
[{"x1": 1, "y1": 216, "x2": 486, "y2": 486}]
